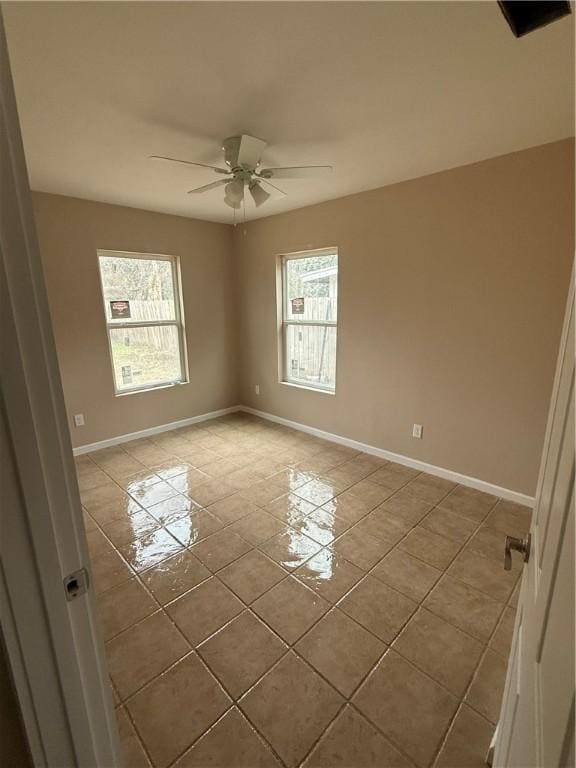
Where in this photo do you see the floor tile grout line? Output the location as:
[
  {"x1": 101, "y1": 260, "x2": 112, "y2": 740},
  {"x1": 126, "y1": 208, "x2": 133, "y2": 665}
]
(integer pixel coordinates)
[
  {"x1": 387, "y1": 603, "x2": 493, "y2": 696},
  {"x1": 118, "y1": 639, "x2": 259, "y2": 765},
  {"x1": 411, "y1": 498, "x2": 514, "y2": 768},
  {"x1": 439, "y1": 555, "x2": 521, "y2": 605},
  {"x1": 292, "y1": 700, "x2": 350, "y2": 768},
  {"x1": 87, "y1": 452, "x2": 513, "y2": 663},
  {"x1": 107, "y1": 426, "x2": 306, "y2": 763},
  {"x1": 232, "y1": 649, "x2": 353, "y2": 768},
  {"x1": 335, "y1": 622, "x2": 498, "y2": 768},
  {"x1": 117, "y1": 702, "x2": 157, "y2": 768},
  {"x1": 191, "y1": 650, "x2": 296, "y2": 766},
  {"x1": 147, "y1": 545, "x2": 433, "y2": 768},
  {"x1": 354, "y1": 650, "x2": 460, "y2": 768},
  {"x1": 429, "y1": 700, "x2": 494, "y2": 768},
  {"x1": 360, "y1": 493, "x2": 515, "y2": 635},
  {"x1": 284, "y1": 486, "x2": 510, "y2": 766},
  {"x1": 78, "y1": 417, "x2": 522, "y2": 767},
  {"x1": 98, "y1": 519, "x2": 298, "y2": 643},
  {"x1": 163, "y1": 703, "x2": 287, "y2": 768},
  {"x1": 167, "y1": 684, "x2": 286, "y2": 768},
  {"x1": 302, "y1": 489, "x2": 509, "y2": 652},
  {"x1": 91, "y1": 456, "x2": 510, "y2": 656},
  {"x1": 89, "y1": 451, "x2": 449, "y2": 582},
  {"x1": 83, "y1": 424, "x2": 294, "y2": 495},
  {"x1": 184, "y1": 561, "x2": 355, "y2": 661},
  {"x1": 104, "y1": 576, "x2": 203, "y2": 761},
  {"x1": 455, "y1": 572, "x2": 516, "y2": 710},
  {"x1": 342, "y1": 564, "x2": 505, "y2": 699},
  {"x1": 89, "y1": 487, "x2": 292, "y2": 601},
  {"x1": 485, "y1": 603, "x2": 517, "y2": 662},
  {"x1": 429, "y1": 577, "x2": 515, "y2": 768},
  {"x1": 117, "y1": 570, "x2": 388, "y2": 764},
  {"x1": 110, "y1": 552, "x2": 333, "y2": 732},
  {"x1": 409, "y1": 550, "x2": 517, "y2": 646},
  {"x1": 103, "y1": 436, "x2": 438, "y2": 544},
  {"x1": 143, "y1": 576, "x2": 455, "y2": 766},
  {"x1": 209, "y1": 557, "x2": 393, "y2": 664},
  {"x1": 295, "y1": 628, "x2": 408, "y2": 753},
  {"x1": 290, "y1": 650, "x2": 421, "y2": 768},
  {"x1": 87, "y1": 476, "x2": 246, "y2": 761}
]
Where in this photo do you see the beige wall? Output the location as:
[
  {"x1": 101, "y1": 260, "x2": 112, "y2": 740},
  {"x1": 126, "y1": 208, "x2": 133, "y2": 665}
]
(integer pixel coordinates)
[
  {"x1": 234, "y1": 140, "x2": 574, "y2": 496},
  {"x1": 32, "y1": 193, "x2": 237, "y2": 447},
  {"x1": 33, "y1": 141, "x2": 574, "y2": 494}
]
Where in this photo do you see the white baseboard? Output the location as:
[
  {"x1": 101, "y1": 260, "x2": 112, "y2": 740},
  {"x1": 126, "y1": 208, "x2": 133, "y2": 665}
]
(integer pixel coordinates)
[
  {"x1": 74, "y1": 402, "x2": 535, "y2": 507},
  {"x1": 239, "y1": 406, "x2": 535, "y2": 508},
  {"x1": 72, "y1": 406, "x2": 241, "y2": 456}
]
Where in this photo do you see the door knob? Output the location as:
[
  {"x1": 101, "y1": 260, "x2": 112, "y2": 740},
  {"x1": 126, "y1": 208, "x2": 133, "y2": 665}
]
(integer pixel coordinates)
[{"x1": 504, "y1": 533, "x2": 531, "y2": 571}]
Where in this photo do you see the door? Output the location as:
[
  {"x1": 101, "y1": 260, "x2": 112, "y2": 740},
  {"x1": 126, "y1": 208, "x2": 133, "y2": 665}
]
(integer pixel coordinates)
[
  {"x1": 494, "y1": 276, "x2": 574, "y2": 767},
  {"x1": 0, "y1": 9, "x2": 119, "y2": 766}
]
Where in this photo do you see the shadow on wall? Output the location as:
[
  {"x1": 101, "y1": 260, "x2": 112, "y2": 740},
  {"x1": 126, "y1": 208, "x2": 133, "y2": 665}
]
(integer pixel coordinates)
[{"x1": 0, "y1": 631, "x2": 31, "y2": 767}]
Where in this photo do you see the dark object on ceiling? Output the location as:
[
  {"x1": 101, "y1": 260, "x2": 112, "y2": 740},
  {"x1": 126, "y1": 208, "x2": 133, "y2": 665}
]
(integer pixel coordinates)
[{"x1": 498, "y1": 1, "x2": 571, "y2": 37}]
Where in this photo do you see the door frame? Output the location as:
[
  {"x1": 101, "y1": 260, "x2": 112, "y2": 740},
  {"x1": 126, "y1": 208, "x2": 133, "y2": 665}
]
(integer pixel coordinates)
[
  {"x1": 493, "y1": 266, "x2": 574, "y2": 766},
  {"x1": 0, "y1": 8, "x2": 119, "y2": 766}
]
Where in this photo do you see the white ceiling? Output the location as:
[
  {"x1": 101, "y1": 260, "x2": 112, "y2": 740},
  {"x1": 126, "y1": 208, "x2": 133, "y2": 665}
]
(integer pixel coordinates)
[{"x1": 4, "y1": 1, "x2": 574, "y2": 224}]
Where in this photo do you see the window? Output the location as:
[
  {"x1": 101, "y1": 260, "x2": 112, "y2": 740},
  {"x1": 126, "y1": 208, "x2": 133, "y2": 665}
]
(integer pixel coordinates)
[
  {"x1": 280, "y1": 249, "x2": 338, "y2": 392},
  {"x1": 97, "y1": 251, "x2": 187, "y2": 394}
]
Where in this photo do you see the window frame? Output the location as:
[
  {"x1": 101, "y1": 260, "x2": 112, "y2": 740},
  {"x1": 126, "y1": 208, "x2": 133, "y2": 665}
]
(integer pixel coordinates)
[
  {"x1": 278, "y1": 247, "x2": 338, "y2": 394},
  {"x1": 97, "y1": 249, "x2": 189, "y2": 396}
]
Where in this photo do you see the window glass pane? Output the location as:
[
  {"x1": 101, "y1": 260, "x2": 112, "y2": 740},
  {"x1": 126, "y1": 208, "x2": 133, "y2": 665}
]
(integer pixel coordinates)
[
  {"x1": 285, "y1": 253, "x2": 338, "y2": 322},
  {"x1": 99, "y1": 256, "x2": 176, "y2": 322},
  {"x1": 109, "y1": 326, "x2": 182, "y2": 392},
  {"x1": 285, "y1": 324, "x2": 337, "y2": 390}
]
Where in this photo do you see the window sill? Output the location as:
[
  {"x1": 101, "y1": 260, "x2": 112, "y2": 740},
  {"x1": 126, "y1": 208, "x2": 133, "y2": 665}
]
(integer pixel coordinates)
[
  {"x1": 280, "y1": 380, "x2": 335, "y2": 396},
  {"x1": 115, "y1": 380, "x2": 188, "y2": 397}
]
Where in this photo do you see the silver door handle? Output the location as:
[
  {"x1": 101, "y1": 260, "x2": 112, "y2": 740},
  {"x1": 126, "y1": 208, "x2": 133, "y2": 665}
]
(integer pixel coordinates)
[{"x1": 504, "y1": 533, "x2": 531, "y2": 571}]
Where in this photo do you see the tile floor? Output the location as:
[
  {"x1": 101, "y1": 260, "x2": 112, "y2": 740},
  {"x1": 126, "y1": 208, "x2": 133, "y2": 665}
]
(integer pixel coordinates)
[{"x1": 77, "y1": 413, "x2": 531, "y2": 768}]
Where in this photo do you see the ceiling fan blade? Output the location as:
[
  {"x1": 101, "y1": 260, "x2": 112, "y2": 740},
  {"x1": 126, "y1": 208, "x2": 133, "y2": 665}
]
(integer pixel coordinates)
[
  {"x1": 258, "y1": 178, "x2": 287, "y2": 199},
  {"x1": 259, "y1": 165, "x2": 333, "y2": 179},
  {"x1": 187, "y1": 179, "x2": 229, "y2": 194},
  {"x1": 150, "y1": 155, "x2": 230, "y2": 174},
  {"x1": 236, "y1": 135, "x2": 267, "y2": 168},
  {"x1": 249, "y1": 181, "x2": 271, "y2": 208}
]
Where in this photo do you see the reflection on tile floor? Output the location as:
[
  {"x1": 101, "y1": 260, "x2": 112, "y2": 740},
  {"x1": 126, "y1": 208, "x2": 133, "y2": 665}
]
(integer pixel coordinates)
[{"x1": 76, "y1": 413, "x2": 531, "y2": 768}]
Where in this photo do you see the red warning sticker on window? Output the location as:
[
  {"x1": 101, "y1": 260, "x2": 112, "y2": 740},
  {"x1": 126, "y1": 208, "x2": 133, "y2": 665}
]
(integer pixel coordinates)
[
  {"x1": 291, "y1": 297, "x2": 305, "y2": 314},
  {"x1": 110, "y1": 300, "x2": 130, "y2": 319}
]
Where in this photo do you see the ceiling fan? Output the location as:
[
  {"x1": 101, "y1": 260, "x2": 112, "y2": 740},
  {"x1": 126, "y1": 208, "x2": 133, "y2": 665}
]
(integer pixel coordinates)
[{"x1": 150, "y1": 134, "x2": 332, "y2": 210}]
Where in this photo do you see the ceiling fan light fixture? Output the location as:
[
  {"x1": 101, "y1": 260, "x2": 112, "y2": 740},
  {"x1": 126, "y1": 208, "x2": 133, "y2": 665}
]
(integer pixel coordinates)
[
  {"x1": 223, "y1": 195, "x2": 242, "y2": 210},
  {"x1": 249, "y1": 181, "x2": 271, "y2": 208},
  {"x1": 224, "y1": 178, "x2": 244, "y2": 204}
]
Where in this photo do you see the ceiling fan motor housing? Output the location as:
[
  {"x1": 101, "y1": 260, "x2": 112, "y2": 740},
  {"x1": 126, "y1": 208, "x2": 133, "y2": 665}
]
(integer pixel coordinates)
[{"x1": 222, "y1": 134, "x2": 267, "y2": 171}]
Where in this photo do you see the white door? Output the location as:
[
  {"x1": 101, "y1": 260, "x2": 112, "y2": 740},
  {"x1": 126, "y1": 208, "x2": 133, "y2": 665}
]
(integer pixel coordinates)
[
  {"x1": 0, "y1": 9, "x2": 119, "y2": 766},
  {"x1": 494, "y1": 276, "x2": 574, "y2": 767}
]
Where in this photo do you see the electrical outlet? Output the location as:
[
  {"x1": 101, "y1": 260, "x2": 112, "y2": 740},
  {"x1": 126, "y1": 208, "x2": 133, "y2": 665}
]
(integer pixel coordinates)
[
  {"x1": 254, "y1": 384, "x2": 260, "y2": 395},
  {"x1": 74, "y1": 414, "x2": 85, "y2": 427},
  {"x1": 412, "y1": 423, "x2": 423, "y2": 439}
]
